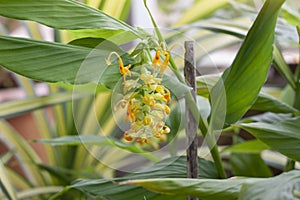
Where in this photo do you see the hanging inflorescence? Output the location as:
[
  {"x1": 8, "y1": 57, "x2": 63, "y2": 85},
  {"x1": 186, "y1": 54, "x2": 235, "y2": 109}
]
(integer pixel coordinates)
[{"x1": 106, "y1": 44, "x2": 172, "y2": 145}]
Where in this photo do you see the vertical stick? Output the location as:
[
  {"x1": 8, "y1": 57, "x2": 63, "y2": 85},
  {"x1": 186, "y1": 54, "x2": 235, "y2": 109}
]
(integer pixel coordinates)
[{"x1": 184, "y1": 41, "x2": 198, "y2": 200}]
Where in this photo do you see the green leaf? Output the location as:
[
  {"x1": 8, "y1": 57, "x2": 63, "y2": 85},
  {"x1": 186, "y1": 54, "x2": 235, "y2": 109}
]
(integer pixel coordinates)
[
  {"x1": 281, "y1": 4, "x2": 300, "y2": 26},
  {"x1": 273, "y1": 46, "x2": 297, "y2": 90},
  {"x1": 0, "y1": 0, "x2": 138, "y2": 34},
  {"x1": 124, "y1": 178, "x2": 254, "y2": 200},
  {"x1": 197, "y1": 74, "x2": 296, "y2": 114},
  {"x1": 0, "y1": 92, "x2": 87, "y2": 119},
  {"x1": 239, "y1": 170, "x2": 300, "y2": 200},
  {"x1": 223, "y1": 140, "x2": 269, "y2": 154},
  {"x1": 250, "y1": 92, "x2": 298, "y2": 114},
  {"x1": 55, "y1": 156, "x2": 219, "y2": 200},
  {"x1": 214, "y1": 0, "x2": 285, "y2": 125},
  {"x1": 125, "y1": 170, "x2": 300, "y2": 200},
  {"x1": 230, "y1": 153, "x2": 273, "y2": 178},
  {"x1": 69, "y1": 29, "x2": 139, "y2": 45},
  {"x1": 238, "y1": 116, "x2": 300, "y2": 161},
  {"x1": 0, "y1": 36, "x2": 130, "y2": 86}
]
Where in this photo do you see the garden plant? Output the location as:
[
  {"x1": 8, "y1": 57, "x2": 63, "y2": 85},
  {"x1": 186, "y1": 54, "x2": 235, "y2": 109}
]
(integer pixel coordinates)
[{"x1": 0, "y1": 0, "x2": 299, "y2": 199}]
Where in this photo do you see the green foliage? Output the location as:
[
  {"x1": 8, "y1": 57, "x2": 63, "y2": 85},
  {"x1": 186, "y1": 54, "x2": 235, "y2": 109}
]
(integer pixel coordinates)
[
  {"x1": 53, "y1": 156, "x2": 219, "y2": 199},
  {"x1": 0, "y1": 0, "x2": 299, "y2": 199},
  {"x1": 0, "y1": 0, "x2": 138, "y2": 34},
  {"x1": 124, "y1": 170, "x2": 300, "y2": 200},
  {"x1": 0, "y1": 36, "x2": 129, "y2": 85},
  {"x1": 213, "y1": 0, "x2": 285, "y2": 125},
  {"x1": 239, "y1": 116, "x2": 300, "y2": 162}
]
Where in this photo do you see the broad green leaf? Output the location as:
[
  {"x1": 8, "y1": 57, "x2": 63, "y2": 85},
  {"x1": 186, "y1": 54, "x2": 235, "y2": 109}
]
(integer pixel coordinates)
[
  {"x1": 0, "y1": 92, "x2": 87, "y2": 119},
  {"x1": 223, "y1": 140, "x2": 269, "y2": 154},
  {"x1": 238, "y1": 116, "x2": 300, "y2": 161},
  {"x1": 124, "y1": 178, "x2": 255, "y2": 200},
  {"x1": 239, "y1": 170, "x2": 300, "y2": 200},
  {"x1": 69, "y1": 29, "x2": 138, "y2": 44},
  {"x1": 249, "y1": 112, "x2": 293, "y2": 123},
  {"x1": 230, "y1": 153, "x2": 273, "y2": 177},
  {"x1": 0, "y1": 36, "x2": 130, "y2": 86},
  {"x1": 250, "y1": 92, "x2": 298, "y2": 114},
  {"x1": 0, "y1": 0, "x2": 138, "y2": 35},
  {"x1": 192, "y1": 21, "x2": 296, "y2": 94},
  {"x1": 54, "y1": 156, "x2": 219, "y2": 200},
  {"x1": 126, "y1": 170, "x2": 300, "y2": 200},
  {"x1": 215, "y1": 0, "x2": 285, "y2": 124},
  {"x1": 174, "y1": 0, "x2": 229, "y2": 26},
  {"x1": 197, "y1": 74, "x2": 296, "y2": 114}
]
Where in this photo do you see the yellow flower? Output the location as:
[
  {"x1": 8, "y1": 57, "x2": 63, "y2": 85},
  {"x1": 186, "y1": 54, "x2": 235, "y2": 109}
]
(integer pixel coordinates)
[
  {"x1": 143, "y1": 115, "x2": 153, "y2": 125},
  {"x1": 109, "y1": 43, "x2": 173, "y2": 145},
  {"x1": 142, "y1": 94, "x2": 155, "y2": 106},
  {"x1": 152, "y1": 47, "x2": 161, "y2": 71},
  {"x1": 106, "y1": 51, "x2": 131, "y2": 81},
  {"x1": 160, "y1": 50, "x2": 170, "y2": 75}
]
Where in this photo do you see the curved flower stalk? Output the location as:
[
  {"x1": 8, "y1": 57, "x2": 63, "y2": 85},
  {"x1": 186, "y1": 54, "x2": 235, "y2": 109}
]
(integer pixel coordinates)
[{"x1": 107, "y1": 45, "x2": 172, "y2": 145}]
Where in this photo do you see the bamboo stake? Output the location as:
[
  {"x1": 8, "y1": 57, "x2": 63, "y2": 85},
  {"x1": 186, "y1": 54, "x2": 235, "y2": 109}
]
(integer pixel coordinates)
[{"x1": 184, "y1": 41, "x2": 198, "y2": 200}]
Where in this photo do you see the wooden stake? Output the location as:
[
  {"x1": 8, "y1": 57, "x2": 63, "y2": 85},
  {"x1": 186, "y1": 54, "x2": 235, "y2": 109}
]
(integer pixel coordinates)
[{"x1": 184, "y1": 41, "x2": 198, "y2": 200}]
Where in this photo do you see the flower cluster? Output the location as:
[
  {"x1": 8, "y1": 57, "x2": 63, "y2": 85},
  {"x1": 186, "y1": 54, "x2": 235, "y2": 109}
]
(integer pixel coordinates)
[{"x1": 107, "y1": 45, "x2": 172, "y2": 145}]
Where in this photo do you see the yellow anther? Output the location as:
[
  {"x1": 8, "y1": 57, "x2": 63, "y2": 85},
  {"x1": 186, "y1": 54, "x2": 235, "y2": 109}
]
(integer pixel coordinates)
[
  {"x1": 136, "y1": 137, "x2": 149, "y2": 144},
  {"x1": 156, "y1": 121, "x2": 164, "y2": 129},
  {"x1": 162, "y1": 125, "x2": 170, "y2": 134},
  {"x1": 155, "y1": 85, "x2": 165, "y2": 94},
  {"x1": 163, "y1": 88, "x2": 171, "y2": 103},
  {"x1": 160, "y1": 50, "x2": 170, "y2": 75},
  {"x1": 164, "y1": 105, "x2": 170, "y2": 114},
  {"x1": 152, "y1": 48, "x2": 161, "y2": 71},
  {"x1": 124, "y1": 132, "x2": 133, "y2": 141},
  {"x1": 142, "y1": 95, "x2": 155, "y2": 106},
  {"x1": 143, "y1": 115, "x2": 153, "y2": 125}
]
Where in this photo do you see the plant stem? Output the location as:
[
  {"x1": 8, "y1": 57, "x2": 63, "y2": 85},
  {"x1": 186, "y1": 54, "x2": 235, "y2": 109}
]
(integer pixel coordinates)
[{"x1": 143, "y1": 0, "x2": 164, "y2": 44}]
